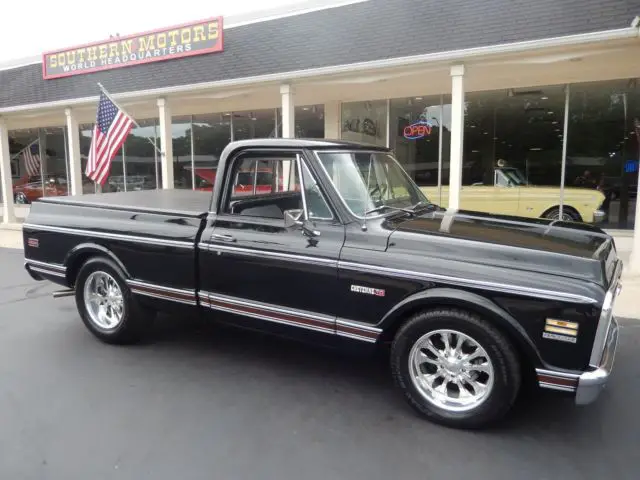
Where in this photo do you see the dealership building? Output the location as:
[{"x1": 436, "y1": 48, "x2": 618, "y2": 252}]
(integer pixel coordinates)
[{"x1": 1, "y1": 0, "x2": 640, "y2": 270}]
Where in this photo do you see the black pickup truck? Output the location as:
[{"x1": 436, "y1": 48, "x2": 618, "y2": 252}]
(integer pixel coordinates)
[{"x1": 23, "y1": 139, "x2": 622, "y2": 429}]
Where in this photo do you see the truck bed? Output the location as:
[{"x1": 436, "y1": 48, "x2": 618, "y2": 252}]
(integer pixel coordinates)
[{"x1": 38, "y1": 189, "x2": 211, "y2": 218}]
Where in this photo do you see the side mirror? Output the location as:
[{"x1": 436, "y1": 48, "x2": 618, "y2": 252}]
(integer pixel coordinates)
[
  {"x1": 284, "y1": 209, "x2": 321, "y2": 238},
  {"x1": 284, "y1": 209, "x2": 304, "y2": 228}
]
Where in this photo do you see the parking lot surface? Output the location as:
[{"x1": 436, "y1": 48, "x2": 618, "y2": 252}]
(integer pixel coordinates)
[{"x1": 1, "y1": 247, "x2": 638, "y2": 480}]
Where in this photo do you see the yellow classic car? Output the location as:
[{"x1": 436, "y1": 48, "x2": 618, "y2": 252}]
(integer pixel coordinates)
[{"x1": 421, "y1": 166, "x2": 606, "y2": 223}]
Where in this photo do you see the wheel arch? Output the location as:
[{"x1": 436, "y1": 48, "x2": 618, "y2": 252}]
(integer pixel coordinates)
[
  {"x1": 64, "y1": 243, "x2": 131, "y2": 287},
  {"x1": 378, "y1": 288, "x2": 542, "y2": 367},
  {"x1": 541, "y1": 204, "x2": 582, "y2": 222}
]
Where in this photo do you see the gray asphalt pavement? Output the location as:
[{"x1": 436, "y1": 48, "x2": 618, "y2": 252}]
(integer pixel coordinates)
[{"x1": 1, "y1": 247, "x2": 638, "y2": 480}]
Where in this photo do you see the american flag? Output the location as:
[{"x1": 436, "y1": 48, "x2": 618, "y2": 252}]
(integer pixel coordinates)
[
  {"x1": 85, "y1": 92, "x2": 134, "y2": 185},
  {"x1": 21, "y1": 142, "x2": 41, "y2": 177}
]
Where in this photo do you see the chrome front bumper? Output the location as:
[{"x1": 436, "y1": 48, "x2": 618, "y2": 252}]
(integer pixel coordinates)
[
  {"x1": 575, "y1": 315, "x2": 619, "y2": 405},
  {"x1": 536, "y1": 259, "x2": 622, "y2": 404}
]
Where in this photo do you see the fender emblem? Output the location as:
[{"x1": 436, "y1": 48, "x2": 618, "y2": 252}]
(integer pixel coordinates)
[{"x1": 350, "y1": 284, "x2": 385, "y2": 297}]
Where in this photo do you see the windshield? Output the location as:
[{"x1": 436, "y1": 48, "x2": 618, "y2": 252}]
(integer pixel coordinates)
[{"x1": 315, "y1": 150, "x2": 429, "y2": 217}]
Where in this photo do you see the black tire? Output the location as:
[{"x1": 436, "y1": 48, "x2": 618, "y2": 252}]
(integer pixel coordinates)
[
  {"x1": 74, "y1": 257, "x2": 154, "y2": 345},
  {"x1": 390, "y1": 308, "x2": 521, "y2": 429},
  {"x1": 543, "y1": 207, "x2": 581, "y2": 222}
]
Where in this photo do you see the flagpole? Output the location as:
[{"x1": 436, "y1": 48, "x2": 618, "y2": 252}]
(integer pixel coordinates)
[{"x1": 96, "y1": 83, "x2": 164, "y2": 157}]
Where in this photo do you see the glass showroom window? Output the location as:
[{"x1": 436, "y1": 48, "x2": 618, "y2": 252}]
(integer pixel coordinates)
[
  {"x1": 8, "y1": 127, "x2": 70, "y2": 204},
  {"x1": 567, "y1": 80, "x2": 640, "y2": 230},
  {"x1": 191, "y1": 113, "x2": 232, "y2": 191},
  {"x1": 233, "y1": 109, "x2": 277, "y2": 140},
  {"x1": 341, "y1": 100, "x2": 387, "y2": 147},
  {"x1": 122, "y1": 118, "x2": 160, "y2": 192},
  {"x1": 80, "y1": 119, "x2": 159, "y2": 193},
  {"x1": 275, "y1": 105, "x2": 325, "y2": 138},
  {"x1": 389, "y1": 95, "x2": 452, "y2": 205},
  {"x1": 172, "y1": 115, "x2": 193, "y2": 189},
  {"x1": 460, "y1": 86, "x2": 568, "y2": 221},
  {"x1": 295, "y1": 105, "x2": 324, "y2": 138}
]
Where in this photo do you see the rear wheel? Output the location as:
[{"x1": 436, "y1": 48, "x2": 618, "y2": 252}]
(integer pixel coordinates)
[
  {"x1": 74, "y1": 257, "x2": 154, "y2": 344},
  {"x1": 390, "y1": 308, "x2": 521, "y2": 429}
]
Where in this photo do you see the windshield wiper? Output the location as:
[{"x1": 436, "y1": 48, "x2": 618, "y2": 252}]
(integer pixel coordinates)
[{"x1": 364, "y1": 205, "x2": 416, "y2": 216}]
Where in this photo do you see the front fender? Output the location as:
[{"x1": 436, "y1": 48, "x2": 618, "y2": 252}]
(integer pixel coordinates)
[
  {"x1": 379, "y1": 288, "x2": 542, "y2": 366},
  {"x1": 63, "y1": 243, "x2": 131, "y2": 285}
]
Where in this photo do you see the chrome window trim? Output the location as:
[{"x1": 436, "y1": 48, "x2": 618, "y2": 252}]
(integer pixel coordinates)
[
  {"x1": 23, "y1": 223, "x2": 194, "y2": 249},
  {"x1": 588, "y1": 259, "x2": 622, "y2": 368}
]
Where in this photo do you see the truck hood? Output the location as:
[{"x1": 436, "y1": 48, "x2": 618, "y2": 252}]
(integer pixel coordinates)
[{"x1": 384, "y1": 209, "x2": 616, "y2": 287}]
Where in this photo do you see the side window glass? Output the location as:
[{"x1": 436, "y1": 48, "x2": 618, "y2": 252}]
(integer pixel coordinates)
[
  {"x1": 300, "y1": 160, "x2": 333, "y2": 220},
  {"x1": 222, "y1": 153, "x2": 333, "y2": 221},
  {"x1": 223, "y1": 154, "x2": 301, "y2": 219}
]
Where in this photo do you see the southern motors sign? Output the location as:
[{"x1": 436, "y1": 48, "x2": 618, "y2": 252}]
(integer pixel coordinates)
[{"x1": 42, "y1": 17, "x2": 223, "y2": 79}]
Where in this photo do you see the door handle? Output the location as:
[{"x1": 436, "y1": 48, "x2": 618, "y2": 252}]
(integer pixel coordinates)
[{"x1": 211, "y1": 233, "x2": 236, "y2": 243}]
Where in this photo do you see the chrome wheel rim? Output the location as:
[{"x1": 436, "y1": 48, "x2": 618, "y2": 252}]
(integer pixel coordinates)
[
  {"x1": 83, "y1": 271, "x2": 124, "y2": 330},
  {"x1": 547, "y1": 210, "x2": 573, "y2": 222},
  {"x1": 409, "y1": 329, "x2": 494, "y2": 412},
  {"x1": 15, "y1": 193, "x2": 28, "y2": 204}
]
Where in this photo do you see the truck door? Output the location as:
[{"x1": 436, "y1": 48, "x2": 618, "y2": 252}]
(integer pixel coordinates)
[{"x1": 198, "y1": 149, "x2": 345, "y2": 339}]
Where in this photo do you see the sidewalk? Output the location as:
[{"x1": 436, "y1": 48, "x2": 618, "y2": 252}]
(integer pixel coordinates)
[{"x1": 1, "y1": 222, "x2": 637, "y2": 319}]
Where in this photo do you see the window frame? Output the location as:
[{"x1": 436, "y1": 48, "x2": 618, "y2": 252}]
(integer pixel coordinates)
[{"x1": 218, "y1": 149, "x2": 336, "y2": 222}]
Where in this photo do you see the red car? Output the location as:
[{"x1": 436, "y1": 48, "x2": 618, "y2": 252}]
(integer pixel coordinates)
[
  {"x1": 13, "y1": 175, "x2": 68, "y2": 204},
  {"x1": 192, "y1": 167, "x2": 297, "y2": 195}
]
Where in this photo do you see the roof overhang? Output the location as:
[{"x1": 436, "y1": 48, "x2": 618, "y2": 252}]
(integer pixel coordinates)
[{"x1": 1, "y1": 22, "x2": 638, "y2": 117}]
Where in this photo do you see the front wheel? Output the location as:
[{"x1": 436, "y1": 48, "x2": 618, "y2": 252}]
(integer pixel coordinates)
[
  {"x1": 543, "y1": 207, "x2": 581, "y2": 222},
  {"x1": 390, "y1": 308, "x2": 521, "y2": 429},
  {"x1": 74, "y1": 257, "x2": 154, "y2": 344}
]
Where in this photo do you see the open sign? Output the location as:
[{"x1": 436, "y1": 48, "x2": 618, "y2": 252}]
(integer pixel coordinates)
[{"x1": 403, "y1": 120, "x2": 433, "y2": 140}]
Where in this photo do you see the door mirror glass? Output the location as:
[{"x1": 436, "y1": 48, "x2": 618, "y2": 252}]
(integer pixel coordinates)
[{"x1": 284, "y1": 209, "x2": 304, "y2": 228}]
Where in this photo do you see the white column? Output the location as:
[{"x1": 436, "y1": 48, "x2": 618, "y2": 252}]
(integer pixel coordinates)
[
  {"x1": 280, "y1": 85, "x2": 295, "y2": 190},
  {"x1": 64, "y1": 108, "x2": 83, "y2": 196},
  {"x1": 157, "y1": 98, "x2": 174, "y2": 189},
  {"x1": 448, "y1": 64, "x2": 466, "y2": 211},
  {"x1": 0, "y1": 118, "x2": 16, "y2": 224},
  {"x1": 629, "y1": 174, "x2": 640, "y2": 275},
  {"x1": 324, "y1": 101, "x2": 341, "y2": 139},
  {"x1": 280, "y1": 84, "x2": 295, "y2": 139}
]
